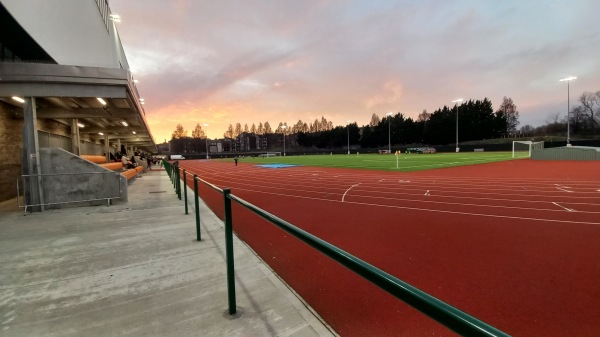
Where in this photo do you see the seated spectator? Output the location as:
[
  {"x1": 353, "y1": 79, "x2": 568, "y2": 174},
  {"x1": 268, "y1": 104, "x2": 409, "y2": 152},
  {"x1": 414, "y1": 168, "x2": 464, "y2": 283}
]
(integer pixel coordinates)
[{"x1": 122, "y1": 155, "x2": 136, "y2": 169}]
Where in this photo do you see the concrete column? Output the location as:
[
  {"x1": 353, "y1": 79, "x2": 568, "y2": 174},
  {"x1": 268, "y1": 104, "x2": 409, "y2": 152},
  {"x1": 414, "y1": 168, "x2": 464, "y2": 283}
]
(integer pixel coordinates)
[
  {"x1": 22, "y1": 97, "x2": 44, "y2": 212},
  {"x1": 71, "y1": 118, "x2": 80, "y2": 155},
  {"x1": 104, "y1": 134, "x2": 110, "y2": 162}
]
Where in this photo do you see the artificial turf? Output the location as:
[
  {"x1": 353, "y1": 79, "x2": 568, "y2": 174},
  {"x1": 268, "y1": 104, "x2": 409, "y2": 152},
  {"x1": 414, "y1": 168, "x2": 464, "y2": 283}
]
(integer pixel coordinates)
[{"x1": 221, "y1": 151, "x2": 522, "y2": 172}]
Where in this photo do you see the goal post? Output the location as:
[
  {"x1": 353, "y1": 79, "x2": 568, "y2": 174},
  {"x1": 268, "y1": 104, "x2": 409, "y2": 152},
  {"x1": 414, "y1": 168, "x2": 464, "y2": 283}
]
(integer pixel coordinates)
[
  {"x1": 259, "y1": 152, "x2": 282, "y2": 158},
  {"x1": 512, "y1": 141, "x2": 544, "y2": 158}
]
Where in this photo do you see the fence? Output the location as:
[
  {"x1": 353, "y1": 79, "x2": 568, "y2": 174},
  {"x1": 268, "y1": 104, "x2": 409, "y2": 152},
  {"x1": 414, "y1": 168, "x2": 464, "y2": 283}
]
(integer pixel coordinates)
[
  {"x1": 17, "y1": 171, "x2": 122, "y2": 213},
  {"x1": 163, "y1": 159, "x2": 510, "y2": 337}
]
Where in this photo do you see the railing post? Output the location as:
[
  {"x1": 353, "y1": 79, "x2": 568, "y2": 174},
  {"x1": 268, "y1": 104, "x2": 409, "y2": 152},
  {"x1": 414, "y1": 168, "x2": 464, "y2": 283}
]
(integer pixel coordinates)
[
  {"x1": 194, "y1": 175, "x2": 201, "y2": 241},
  {"x1": 176, "y1": 166, "x2": 181, "y2": 200},
  {"x1": 183, "y1": 169, "x2": 188, "y2": 214},
  {"x1": 223, "y1": 188, "x2": 236, "y2": 315}
]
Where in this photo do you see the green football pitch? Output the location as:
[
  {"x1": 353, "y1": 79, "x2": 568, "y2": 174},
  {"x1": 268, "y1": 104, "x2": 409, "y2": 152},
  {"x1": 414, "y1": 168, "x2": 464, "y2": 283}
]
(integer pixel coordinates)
[{"x1": 224, "y1": 152, "x2": 523, "y2": 172}]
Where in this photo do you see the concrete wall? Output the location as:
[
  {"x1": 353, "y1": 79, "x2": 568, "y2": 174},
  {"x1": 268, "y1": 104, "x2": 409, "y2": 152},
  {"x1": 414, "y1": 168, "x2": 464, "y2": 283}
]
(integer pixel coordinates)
[
  {"x1": 1, "y1": 0, "x2": 128, "y2": 69},
  {"x1": 0, "y1": 102, "x2": 23, "y2": 202},
  {"x1": 531, "y1": 146, "x2": 600, "y2": 161},
  {"x1": 28, "y1": 148, "x2": 128, "y2": 209}
]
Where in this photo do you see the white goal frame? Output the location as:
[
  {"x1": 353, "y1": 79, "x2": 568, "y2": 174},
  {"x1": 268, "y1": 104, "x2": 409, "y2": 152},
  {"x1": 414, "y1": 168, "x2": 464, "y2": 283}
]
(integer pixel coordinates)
[{"x1": 512, "y1": 141, "x2": 544, "y2": 158}]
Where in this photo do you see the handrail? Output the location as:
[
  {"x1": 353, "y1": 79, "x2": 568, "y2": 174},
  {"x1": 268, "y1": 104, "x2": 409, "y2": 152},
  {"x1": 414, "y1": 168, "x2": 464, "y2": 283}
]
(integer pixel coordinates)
[
  {"x1": 169, "y1": 161, "x2": 510, "y2": 336},
  {"x1": 227, "y1": 194, "x2": 510, "y2": 337}
]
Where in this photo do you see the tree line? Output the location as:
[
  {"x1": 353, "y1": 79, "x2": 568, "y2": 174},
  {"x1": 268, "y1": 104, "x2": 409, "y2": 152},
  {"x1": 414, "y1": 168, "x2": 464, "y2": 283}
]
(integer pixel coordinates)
[
  {"x1": 168, "y1": 90, "x2": 599, "y2": 152},
  {"x1": 519, "y1": 90, "x2": 600, "y2": 137}
]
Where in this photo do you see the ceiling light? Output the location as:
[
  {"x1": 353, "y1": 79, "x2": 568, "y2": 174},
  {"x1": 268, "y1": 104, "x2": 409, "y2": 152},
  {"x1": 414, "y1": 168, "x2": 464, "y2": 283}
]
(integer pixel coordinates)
[
  {"x1": 139, "y1": 98, "x2": 144, "y2": 101},
  {"x1": 121, "y1": 121, "x2": 128, "y2": 127},
  {"x1": 132, "y1": 131, "x2": 136, "y2": 134},
  {"x1": 110, "y1": 14, "x2": 121, "y2": 22},
  {"x1": 97, "y1": 97, "x2": 107, "y2": 105},
  {"x1": 12, "y1": 96, "x2": 25, "y2": 103},
  {"x1": 77, "y1": 123, "x2": 85, "y2": 128},
  {"x1": 98, "y1": 132, "x2": 104, "y2": 136},
  {"x1": 133, "y1": 79, "x2": 139, "y2": 83}
]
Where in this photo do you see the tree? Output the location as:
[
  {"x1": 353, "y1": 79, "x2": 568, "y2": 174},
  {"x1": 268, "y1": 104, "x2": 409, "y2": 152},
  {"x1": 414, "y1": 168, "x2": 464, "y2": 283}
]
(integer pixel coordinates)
[
  {"x1": 234, "y1": 123, "x2": 242, "y2": 138},
  {"x1": 191, "y1": 123, "x2": 206, "y2": 139},
  {"x1": 171, "y1": 124, "x2": 187, "y2": 139},
  {"x1": 263, "y1": 121, "x2": 273, "y2": 134},
  {"x1": 578, "y1": 91, "x2": 600, "y2": 131},
  {"x1": 223, "y1": 124, "x2": 234, "y2": 138},
  {"x1": 417, "y1": 109, "x2": 431, "y2": 122},
  {"x1": 250, "y1": 123, "x2": 257, "y2": 134},
  {"x1": 257, "y1": 122, "x2": 264, "y2": 135},
  {"x1": 496, "y1": 97, "x2": 519, "y2": 135},
  {"x1": 244, "y1": 123, "x2": 249, "y2": 133},
  {"x1": 369, "y1": 113, "x2": 381, "y2": 127}
]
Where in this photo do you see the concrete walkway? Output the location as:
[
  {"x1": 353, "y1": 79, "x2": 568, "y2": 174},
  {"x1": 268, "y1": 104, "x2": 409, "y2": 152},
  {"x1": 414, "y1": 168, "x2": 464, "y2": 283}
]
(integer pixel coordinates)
[{"x1": 0, "y1": 169, "x2": 336, "y2": 337}]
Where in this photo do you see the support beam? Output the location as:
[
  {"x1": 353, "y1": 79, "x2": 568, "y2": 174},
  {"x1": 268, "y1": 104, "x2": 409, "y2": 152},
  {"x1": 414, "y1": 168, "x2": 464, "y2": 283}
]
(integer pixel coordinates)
[
  {"x1": 22, "y1": 97, "x2": 44, "y2": 212},
  {"x1": 71, "y1": 119, "x2": 81, "y2": 155}
]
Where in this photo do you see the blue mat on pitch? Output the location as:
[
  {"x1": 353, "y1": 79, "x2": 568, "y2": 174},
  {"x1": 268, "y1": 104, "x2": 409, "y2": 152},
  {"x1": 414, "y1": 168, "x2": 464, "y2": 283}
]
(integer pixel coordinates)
[{"x1": 257, "y1": 164, "x2": 300, "y2": 169}]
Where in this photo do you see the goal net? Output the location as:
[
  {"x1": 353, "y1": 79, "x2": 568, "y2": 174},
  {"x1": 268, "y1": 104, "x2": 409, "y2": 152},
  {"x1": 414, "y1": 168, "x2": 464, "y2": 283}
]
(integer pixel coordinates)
[
  {"x1": 259, "y1": 152, "x2": 282, "y2": 158},
  {"x1": 512, "y1": 141, "x2": 544, "y2": 158}
]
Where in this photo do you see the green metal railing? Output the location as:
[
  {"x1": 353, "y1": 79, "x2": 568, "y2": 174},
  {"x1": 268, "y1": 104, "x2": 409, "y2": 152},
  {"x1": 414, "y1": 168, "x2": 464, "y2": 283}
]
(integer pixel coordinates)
[{"x1": 163, "y1": 160, "x2": 510, "y2": 336}]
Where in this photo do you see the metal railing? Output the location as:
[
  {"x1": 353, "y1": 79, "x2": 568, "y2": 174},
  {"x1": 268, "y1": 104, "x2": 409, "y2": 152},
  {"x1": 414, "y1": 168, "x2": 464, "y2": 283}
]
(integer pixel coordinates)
[
  {"x1": 17, "y1": 171, "x2": 122, "y2": 213},
  {"x1": 164, "y1": 159, "x2": 510, "y2": 337}
]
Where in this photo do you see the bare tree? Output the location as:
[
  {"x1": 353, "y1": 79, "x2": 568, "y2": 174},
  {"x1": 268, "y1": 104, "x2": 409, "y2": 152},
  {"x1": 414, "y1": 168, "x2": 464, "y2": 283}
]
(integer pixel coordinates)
[
  {"x1": 417, "y1": 109, "x2": 431, "y2": 122},
  {"x1": 496, "y1": 97, "x2": 519, "y2": 134},
  {"x1": 369, "y1": 113, "x2": 381, "y2": 127},
  {"x1": 578, "y1": 91, "x2": 600, "y2": 130}
]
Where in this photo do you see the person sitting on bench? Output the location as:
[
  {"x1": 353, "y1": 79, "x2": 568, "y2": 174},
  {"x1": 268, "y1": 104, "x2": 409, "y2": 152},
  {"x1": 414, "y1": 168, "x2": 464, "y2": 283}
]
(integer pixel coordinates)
[{"x1": 122, "y1": 155, "x2": 136, "y2": 169}]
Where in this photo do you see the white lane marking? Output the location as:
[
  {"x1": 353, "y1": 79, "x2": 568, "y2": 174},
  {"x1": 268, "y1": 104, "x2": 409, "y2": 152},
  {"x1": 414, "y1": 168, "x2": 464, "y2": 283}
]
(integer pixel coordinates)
[
  {"x1": 552, "y1": 202, "x2": 575, "y2": 212},
  {"x1": 342, "y1": 184, "x2": 360, "y2": 202},
  {"x1": 424, "y1": 190, "x2": 430, "y2": 196},
  {"x1": 232, "y1": 186, "x2": 600, "y2": 225},
  {"x1": 398, "y1": 180, "x2": 411, "y2": 183},
  {"x1": 555, "y1": 187, "x2": 572, "y2": 193}
]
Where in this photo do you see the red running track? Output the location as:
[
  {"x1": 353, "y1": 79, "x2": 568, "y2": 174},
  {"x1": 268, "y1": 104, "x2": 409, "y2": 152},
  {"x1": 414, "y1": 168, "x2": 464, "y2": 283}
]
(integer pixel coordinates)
[{"x1": 179, "y1": 159, "x2": 600, "y2": 337}]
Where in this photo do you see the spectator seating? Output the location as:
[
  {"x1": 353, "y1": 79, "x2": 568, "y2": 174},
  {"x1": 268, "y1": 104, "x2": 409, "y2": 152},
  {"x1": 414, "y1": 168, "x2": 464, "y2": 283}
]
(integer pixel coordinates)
[
  {"x1": 81, "y1": 155, "x2": 106, "y2": 164},
  {"x1": 80, "y1": 154, "x2": 143, "y2": 181}
]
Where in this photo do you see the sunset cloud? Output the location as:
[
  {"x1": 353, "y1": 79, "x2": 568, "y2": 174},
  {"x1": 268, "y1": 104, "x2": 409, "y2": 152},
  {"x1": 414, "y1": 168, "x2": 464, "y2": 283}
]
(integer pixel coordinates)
[{"x1": 111, "y1": 0, "x2": 600, "y2": 142}]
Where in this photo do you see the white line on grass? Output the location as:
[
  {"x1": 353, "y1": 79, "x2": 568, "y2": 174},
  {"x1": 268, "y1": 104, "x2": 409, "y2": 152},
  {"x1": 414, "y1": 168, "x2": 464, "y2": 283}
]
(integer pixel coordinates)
[{"x1": 342, "y1": 184, "x2": 360, "y2": 202}]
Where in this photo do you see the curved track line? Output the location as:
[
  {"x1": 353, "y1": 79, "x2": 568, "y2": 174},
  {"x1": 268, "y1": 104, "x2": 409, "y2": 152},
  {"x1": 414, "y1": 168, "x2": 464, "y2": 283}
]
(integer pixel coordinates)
[{"x1": 342, "y1": 184, "x2": 360, "y2": 202}]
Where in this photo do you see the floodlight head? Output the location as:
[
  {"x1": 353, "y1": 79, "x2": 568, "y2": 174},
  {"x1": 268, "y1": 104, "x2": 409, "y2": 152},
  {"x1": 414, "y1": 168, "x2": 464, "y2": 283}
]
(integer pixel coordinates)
[
  {"x1": 386, "y1": 112, "x2": 393, "y2": 116},
  {"x1": 559, "y1": 76, "x2": 577, "y2": 82},
  {"x1": 451, "y1": 98, "x2": 463, "y2": 103},
  {"x1": 12, "y1": 96, "x2": 25, "y2": 103},
  {"x1": 97, "y1": 97, "x2": 107, "y2": 105}
]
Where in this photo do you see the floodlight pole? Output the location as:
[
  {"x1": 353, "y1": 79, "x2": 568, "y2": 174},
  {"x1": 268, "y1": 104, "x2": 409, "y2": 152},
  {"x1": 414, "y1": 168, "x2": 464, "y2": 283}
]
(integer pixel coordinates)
[
  {"x1": 559, "y1": 76, "x2": 576, "y2": 146},
  {"x1": 452, "y1": 99, "x2": 463, "y2": 152},
  {"x1": 346, "y1": 120, "x2": 353, "y2": 155},
  {"x1": 386, "y1": 112, "x2": 393, "y2": 153},
  {"x1": 203, "y1": 123, "x2": 209, "y2": 159},
  {"x1": 282, "y1": 124, "x2": 287, "y2": 156}
]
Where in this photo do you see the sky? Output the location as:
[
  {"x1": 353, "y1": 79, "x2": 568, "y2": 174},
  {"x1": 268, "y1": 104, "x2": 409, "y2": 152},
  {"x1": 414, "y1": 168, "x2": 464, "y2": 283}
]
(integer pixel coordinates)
[{"x1": 110, "y1": 0, "x2": 600, "y2": 143}]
